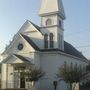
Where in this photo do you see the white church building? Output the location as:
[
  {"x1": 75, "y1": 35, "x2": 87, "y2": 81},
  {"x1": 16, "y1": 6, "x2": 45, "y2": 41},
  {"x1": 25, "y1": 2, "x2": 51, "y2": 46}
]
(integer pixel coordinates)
[{"x1": 1, "y1": 0, "x2": 89, "y2": 90}]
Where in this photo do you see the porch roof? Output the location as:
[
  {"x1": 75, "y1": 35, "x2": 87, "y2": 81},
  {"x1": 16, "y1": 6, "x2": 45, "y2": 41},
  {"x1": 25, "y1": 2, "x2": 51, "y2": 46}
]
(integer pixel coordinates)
[
  {"x1": 2, "y1": 54, "x2": 33, "y2": 64},
  {"x1": 14, "y1": 54, "x2": 31, "y2": 63}
]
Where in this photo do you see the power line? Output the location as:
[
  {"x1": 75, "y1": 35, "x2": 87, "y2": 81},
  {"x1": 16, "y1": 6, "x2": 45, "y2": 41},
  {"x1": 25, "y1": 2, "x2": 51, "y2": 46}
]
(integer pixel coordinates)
[
  {"x1": 76, "y1": 45, "x2": 90, "y2": 48},
  {"x1": 80, "y1": 50, "x2": 90, "y2": 53},
  {"x1": 75, "y1": 45, "x2": 90, "y2": 53}
]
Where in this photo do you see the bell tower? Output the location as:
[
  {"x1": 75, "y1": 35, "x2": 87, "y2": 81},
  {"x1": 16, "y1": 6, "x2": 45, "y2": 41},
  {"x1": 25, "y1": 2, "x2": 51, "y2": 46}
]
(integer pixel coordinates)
[{"x1": 39, "y1": 0, "x2": 66, "y2": 50}]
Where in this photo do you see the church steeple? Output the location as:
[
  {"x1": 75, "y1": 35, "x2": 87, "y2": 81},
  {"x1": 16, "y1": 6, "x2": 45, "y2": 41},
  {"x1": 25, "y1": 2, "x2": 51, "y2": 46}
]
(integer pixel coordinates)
[
  {"x1": 39, "y1": 0, "x2": 66, "y2": 19},
  {"x1": 39, "y1": 0, "x2": 66, "y2": 50}
]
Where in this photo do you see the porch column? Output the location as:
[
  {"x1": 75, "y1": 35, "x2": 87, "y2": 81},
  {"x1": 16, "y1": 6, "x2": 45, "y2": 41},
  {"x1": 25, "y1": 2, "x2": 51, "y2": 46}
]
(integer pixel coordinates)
[
  {"x1": 7, "y1": 64, "x2": 14, "y2": 88},
  {"x1": 1, "y1": 64, "x2": 7, "y2": 89}
]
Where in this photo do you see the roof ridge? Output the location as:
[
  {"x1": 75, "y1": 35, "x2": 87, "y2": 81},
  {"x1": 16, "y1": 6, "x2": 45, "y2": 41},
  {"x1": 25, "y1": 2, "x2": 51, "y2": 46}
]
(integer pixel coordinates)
[{"x1": 15, "y1": 34, "x2": 87, "y2": 60}]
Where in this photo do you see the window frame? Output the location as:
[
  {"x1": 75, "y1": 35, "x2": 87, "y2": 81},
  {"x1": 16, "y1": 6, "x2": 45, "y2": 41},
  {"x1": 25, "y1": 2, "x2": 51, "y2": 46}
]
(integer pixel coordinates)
[
  {"x1": 44, "y1": 34, "x2": 48, "y2": 48},
  {"x1": 50, "y1": 33, "x2": 54, "y2": 48},
  {"x1": 46, "y1": 19, "x2": 52, "y2": 26}
]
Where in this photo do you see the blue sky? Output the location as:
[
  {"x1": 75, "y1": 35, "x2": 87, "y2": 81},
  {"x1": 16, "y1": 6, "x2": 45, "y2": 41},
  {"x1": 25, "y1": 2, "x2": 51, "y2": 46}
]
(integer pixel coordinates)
[{"x1": 0, "y1": 0, "x2": 90, "y2": 59}]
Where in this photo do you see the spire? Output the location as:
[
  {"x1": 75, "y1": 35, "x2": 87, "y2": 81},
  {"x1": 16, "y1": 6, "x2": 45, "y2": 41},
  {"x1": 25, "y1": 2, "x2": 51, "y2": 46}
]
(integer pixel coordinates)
[{"x1": 39, "y1": 0, "x2": 66, "y2": 19}]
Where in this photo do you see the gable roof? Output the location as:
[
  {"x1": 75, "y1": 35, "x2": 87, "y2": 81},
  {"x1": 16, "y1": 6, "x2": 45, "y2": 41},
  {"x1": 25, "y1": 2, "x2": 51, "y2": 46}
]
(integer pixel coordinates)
[
  {"x1": 2, "y1": 20, "x2": 86, "y2": 60},
  {"x1": 1, "y1": 21, "x2": 43, "y2": 55},
  {"x1": 20, "y1": 34, "x2": 87, "y2": 60},
  {"x1": 2, "y1": 54, "x2": 32, "y2": 64}
]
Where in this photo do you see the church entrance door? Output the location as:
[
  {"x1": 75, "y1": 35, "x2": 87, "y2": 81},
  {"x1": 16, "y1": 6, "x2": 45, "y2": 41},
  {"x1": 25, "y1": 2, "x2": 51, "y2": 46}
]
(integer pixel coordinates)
[{"x1": 20, "y1": 72, "x2": 25, "y2": 88}]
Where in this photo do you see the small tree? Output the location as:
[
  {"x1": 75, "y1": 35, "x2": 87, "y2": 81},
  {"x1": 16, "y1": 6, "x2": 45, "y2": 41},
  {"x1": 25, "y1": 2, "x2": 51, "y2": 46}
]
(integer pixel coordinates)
[
  {"x1": 17, "y1": 66, "x2": 45, "y2": 90},
  {"x1": 57, "y1": 62, "x2": 86, "y2": 90},
  {"x1": 25, "y1": 66, "x2": 45, "y2": 90}
]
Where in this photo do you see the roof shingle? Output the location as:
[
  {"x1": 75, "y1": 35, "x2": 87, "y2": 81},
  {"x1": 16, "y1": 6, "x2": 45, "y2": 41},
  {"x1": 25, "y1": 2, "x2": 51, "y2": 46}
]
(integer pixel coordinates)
[
  {"x1": 20, "y1": 22, "x2": 87, "y2": 60},
  {"x1": 21, "y1": 34, "x2": 87, "y2": 60}
]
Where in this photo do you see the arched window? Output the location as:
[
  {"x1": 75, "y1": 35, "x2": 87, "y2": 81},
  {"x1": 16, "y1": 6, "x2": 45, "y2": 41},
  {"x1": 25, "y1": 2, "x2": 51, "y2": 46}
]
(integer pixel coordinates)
[
  {"x1": 44, "y1": 34, "x2": 48, "y2": 48},
  {"x1": 46, "y1": 19, "x2": 52, "y2": 26},
  {"x1": 50, "y1": 33, "x2": 54, "y2": 48}
]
